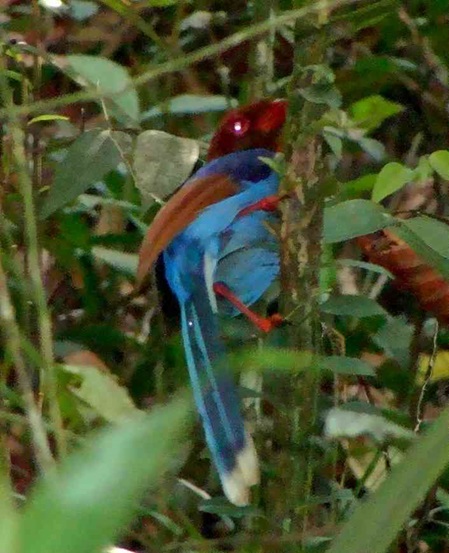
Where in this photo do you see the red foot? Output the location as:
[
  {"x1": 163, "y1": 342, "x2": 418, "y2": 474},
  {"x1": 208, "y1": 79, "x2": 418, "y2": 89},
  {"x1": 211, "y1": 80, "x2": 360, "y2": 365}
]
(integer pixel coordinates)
[
  {"x1": 238, "y1": 194, "x2": 287, "y2": 218},
  {"x1": 213, "y1": 282, "x2": 284, "y2": 333}
]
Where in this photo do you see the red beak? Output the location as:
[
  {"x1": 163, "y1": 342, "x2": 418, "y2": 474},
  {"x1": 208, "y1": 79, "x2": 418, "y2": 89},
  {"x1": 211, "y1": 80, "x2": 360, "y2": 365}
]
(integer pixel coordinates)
[{"x1": 136, "y1": 174, "x2": 238, "y2": 289}]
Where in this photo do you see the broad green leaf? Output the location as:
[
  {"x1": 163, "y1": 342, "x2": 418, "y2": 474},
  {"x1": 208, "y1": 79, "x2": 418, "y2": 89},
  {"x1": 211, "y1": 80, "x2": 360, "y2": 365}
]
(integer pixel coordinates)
[
  {"x1": 91, "y1": 247, "x2": 138, "y2": 277},
  {"x1": 326, "y1": 405, "x2": 449, "y2": 553},
  {"x1": 133, "y1": 130, "x2": 199, "y2": 207},
  {"x1": 62, "y1": 363, "x2": 139, "y2": 422},
  {"x1": 325, "y1": 406, "x2": 413, "y2": 441},
  {"x1": 323, "y1": 200, "x2": 392, "y2": 243},
  {"x1": 321, "y1": 295, "x2": 387, "y2": 317},
  {"x1": 401, "y1": 216, "x2": 449, "y2": 260},
  {"x1": 372, "y1": 162, "x2": 414, "y2": 202},
  {"x1": 350, "y1": 95, "x2": 404, "y2": 133},
  {"x1": 394, "y1": 218, "x2": 449, "y2": 280},
  {"x1": 429, "y1": 150, "x2": 449, "y2": 180},
  {"x1": 20, "y1": 397, "x2": 190, "y2": 553},
  {"x1": 321, "y1": 355, "x2": 375, "y2": 376},
  {"x1": 142, "y1": 94, "x2": 236, "y2": 119},
  {"x1": 40, "y1": 130, "x2": 131, "y2": 219},
  {"x1": 65, "y1": 55, "x2": 139, "y2": 124}
]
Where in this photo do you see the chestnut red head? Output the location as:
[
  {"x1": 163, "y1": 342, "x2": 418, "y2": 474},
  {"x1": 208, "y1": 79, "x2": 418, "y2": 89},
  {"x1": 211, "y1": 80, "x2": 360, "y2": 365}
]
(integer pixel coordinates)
[{"x1": 207, "y1": 99, "x2": 287, "y2": 160}]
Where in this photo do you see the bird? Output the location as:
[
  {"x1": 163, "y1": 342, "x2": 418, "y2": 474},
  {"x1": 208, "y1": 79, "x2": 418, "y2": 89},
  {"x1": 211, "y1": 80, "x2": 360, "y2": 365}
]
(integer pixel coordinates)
[{"x1": 136, "y1": 100, "x2": 288, "y2": 505}]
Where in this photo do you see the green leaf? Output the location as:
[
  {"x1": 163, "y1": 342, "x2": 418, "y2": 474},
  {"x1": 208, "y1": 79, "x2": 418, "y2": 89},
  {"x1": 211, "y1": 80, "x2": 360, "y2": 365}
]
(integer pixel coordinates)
[
  {"x1": 338, "y1": 173, "x2": 377, "y2": 200},
  {"x1": 321, "y1": 295, "x2": 387, "y2": 317},
  {"x1": 65, "y1": 55, "x2": 140, "y2": 124},
  {"x1": 321, "y1": 355, "x2": 375, "y2": 376},
  {"x1": 20, "y1": 397, "x2": 190, "y2": 553},
  {"x1": 40, "y1": 130, "x2": 131, "y2": 219},
  {"x1": 61, "y1": 363, "x2": 139, "y2": 422},
  {"x1": 326, "y1": 406, "x2": 449, "y2": 553},
  {"x1": 323, "y1": 200, "x2": 392, "y2": 243},
  {"x1": 142, "y1": 94, "x2": 236, "y2": 119},
  {"x1": 401, "y1": 216, "x2": 449, "y2": 260},
  {"x1": 350, "y1": 95, "x2": 404, "y2": 133},
  {"x1": 133, "y1": 130, "x2": 199, "y2": 207},
  {"x1": 147, "y1": 0, "x2": 178, "y2": 5},
  {"x1": 91, "y1": 247, "x2": 138, "y2": 277},
  {"x1": 372, "y1": 162, "x2": 414, "y2": 202},
  {"x1": 429, "y1": 150, "x2": 449, "y2": 180}
]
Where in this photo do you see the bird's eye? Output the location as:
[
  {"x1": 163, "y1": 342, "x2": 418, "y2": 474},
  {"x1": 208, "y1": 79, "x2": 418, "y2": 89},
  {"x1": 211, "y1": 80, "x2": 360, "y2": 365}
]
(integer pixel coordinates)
[{"x1": 228, "y1": 116, "x2": 250, "y2": 136}]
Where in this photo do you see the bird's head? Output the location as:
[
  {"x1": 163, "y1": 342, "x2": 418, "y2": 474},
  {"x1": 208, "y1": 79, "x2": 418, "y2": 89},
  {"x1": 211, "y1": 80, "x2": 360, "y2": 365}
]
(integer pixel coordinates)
[{"x1": 207, "y1": 99, "x2": 287, "y2": 160}]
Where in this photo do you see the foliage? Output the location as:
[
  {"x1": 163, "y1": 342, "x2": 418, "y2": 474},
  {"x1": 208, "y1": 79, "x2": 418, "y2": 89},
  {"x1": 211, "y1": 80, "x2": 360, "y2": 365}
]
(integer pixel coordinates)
[{"x1": 2, "y1": 1, "x2": 449, "y2": 552}]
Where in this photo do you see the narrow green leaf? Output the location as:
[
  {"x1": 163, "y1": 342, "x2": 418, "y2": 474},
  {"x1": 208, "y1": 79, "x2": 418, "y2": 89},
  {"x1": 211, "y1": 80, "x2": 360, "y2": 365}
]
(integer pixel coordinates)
[
  {"x1": 27, "y1": 114, "x2": 70, "y2": 125},
  {"x1": 429, "y1": 150, "x2": 449, "y2": 180},
  {"x1": 65, "y1": 55, "x2": 140, "y2": 124},
  {"x1": 326, "y1": 406, "x2": 449, "y2": 553},
  {"x1": 321, "y1": 295, "x2": 386, "y2": 317},
  {"x1": 321, "y1": 355, "x2": 375, "y2": 376},
  {"x1": 372, "y1": 162, "x2": 414, "y2": 202},
  {"x1": 323, "y1": 200, "x2": 392, "y2": 243},
  {"x1": 40, "y1": 130, "x2": 131, "y2": 218},
  {"x1": 20, "y1": 397, "x2": 190, "y2": 553}
]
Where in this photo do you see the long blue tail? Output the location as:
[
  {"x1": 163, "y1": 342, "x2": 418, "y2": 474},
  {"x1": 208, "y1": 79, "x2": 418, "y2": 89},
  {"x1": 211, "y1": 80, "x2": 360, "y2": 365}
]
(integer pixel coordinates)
[{"x1": 180, "y1": 276, "x2": 259, "y2": 505}]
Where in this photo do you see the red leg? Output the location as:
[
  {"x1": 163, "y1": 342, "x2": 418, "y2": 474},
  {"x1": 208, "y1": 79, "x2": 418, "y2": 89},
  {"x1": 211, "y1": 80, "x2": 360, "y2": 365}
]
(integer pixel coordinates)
[{"x1": 213, "y1": 282, "x2": 284, "y2": 333}]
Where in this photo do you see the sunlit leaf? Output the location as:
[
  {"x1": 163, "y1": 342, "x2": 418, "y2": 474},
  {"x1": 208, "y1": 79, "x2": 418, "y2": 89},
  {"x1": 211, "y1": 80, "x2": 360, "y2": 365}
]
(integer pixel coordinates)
[
  {"x1": 62, "y1": 352, "x2": 139, "y2": 422},
  {"x1": 325, "y1": 406, "x2": 413, "y2": 441},
  {"x1": 350, "y1": 95, "x2": 404, "y2": 133},
  {"x1": 27, "y1": 114, "x2": 70, "y2": 125},
  {"x1": 372, "y1": 162, "x2": 414, "y2": 203},
  {"x1": 429, "y1": 150, "x2": 449, "y2": 180}
]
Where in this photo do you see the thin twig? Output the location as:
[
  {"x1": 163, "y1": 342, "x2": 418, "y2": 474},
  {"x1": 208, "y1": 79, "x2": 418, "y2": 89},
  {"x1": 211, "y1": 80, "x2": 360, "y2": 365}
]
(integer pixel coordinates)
[
  {"x1": 414, "y1": 320, "x2": 439, "y2": 433},
  {"x1": 0, "y1": 0, "x2": 371, "y2": 121}
]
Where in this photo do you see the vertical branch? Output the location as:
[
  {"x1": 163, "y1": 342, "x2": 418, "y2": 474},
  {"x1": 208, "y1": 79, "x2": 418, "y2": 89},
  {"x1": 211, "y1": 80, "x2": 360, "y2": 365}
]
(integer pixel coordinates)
[
  {"x1": 0, "y1": 55, "x2": 66, "y2": 459},
  {"x1": 277, "y1": 2, "x2": 330, "y2": 532},
  {"x1": 0, "y1": 252, "x2": 54, "y2": 471}
]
